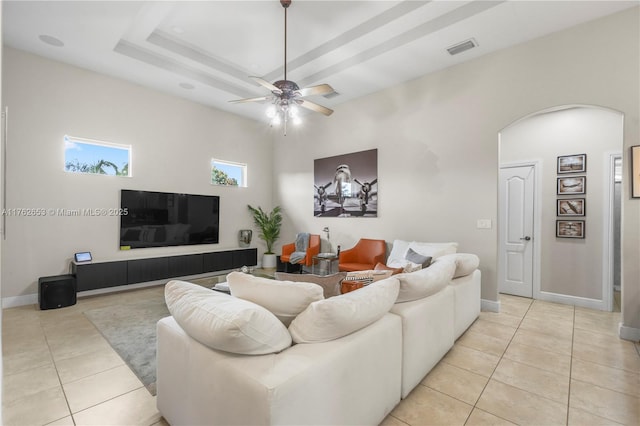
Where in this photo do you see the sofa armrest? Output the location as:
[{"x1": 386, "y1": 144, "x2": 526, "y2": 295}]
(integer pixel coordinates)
[{"x1": 281, "y1": 242, "x2": 295, "y2": 257}]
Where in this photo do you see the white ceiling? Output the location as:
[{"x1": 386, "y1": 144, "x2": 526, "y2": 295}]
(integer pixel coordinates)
[{"x1": 3, "y1": 1, "x2": 637, "y2": 123}]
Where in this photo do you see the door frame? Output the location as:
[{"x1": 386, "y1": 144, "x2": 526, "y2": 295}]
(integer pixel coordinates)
[
  {"x1": 498, "y1": 160, "x2": 542, "y2": 300},
  {"x1": 602, "y1": 151, "x2": 622, "y2": 312}
]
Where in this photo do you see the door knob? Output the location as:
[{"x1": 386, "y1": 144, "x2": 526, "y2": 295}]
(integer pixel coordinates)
[{"x1": 520, "y1": 236, "x2": 531, "y2": 241}]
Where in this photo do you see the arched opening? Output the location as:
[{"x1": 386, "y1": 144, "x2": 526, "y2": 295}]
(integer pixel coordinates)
[{"x1": 498, "y1": 105, "x2": 623, "y2": 311}]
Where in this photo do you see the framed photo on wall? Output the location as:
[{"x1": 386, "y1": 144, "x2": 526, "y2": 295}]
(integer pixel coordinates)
[
  {"x1": 557, "y1": 198, "x2": 585, "y2": 216},
  {"x1": 556, "y1": 220, "x2": 585, "y2": 238},
  {"x1": 632, "y1": 145, "x2": 640, "y2": 198},
  {"x1": 557, "y1": 176, "x2": 586, "y2": 195},
  {"x1": 313, "y1": 149, "x2": 378, "y2": 217},
  {"x1": 557, "y1": 154, "x2": 586, "y2": 174}
]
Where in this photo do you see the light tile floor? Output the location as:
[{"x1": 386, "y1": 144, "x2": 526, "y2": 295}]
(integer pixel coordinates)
[{"x1": 2, "y1": 289, "x2": 639, "y2": 425}]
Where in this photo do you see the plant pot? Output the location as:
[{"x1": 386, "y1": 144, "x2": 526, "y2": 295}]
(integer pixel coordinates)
[{"x1": 262, "y1": 253, "x2": 277, "y2": 269}]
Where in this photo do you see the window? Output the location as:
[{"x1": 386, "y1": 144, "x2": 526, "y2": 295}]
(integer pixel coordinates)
[
  {"x1": 211, "y1": 159, "x2": 247, "y2": 187},
  {"x1": 64, "y1": 135, "x2": 131, "y2": 176}
]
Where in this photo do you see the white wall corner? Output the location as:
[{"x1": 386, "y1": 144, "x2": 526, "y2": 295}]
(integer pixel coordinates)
[
  {"x1": 481, "y1": 298, "x2": 500, "y2": 313},
  {"x1": 618, "y1": 323, "x2": 640, "y2": 342},
  {"x1": 2, "y1": 293, "x2": 38, "y2": 309}
]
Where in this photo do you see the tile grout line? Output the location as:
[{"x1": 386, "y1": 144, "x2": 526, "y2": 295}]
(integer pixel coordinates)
[
  {"x1": 460, "y1": 296, "x2": 534, "y2": 425},
  {"x1": 40, "y1": 313, "x2": 78, "y2": 426},
  {"x1": 565, "y1": 305, "x2": 576, "y2": 426}
]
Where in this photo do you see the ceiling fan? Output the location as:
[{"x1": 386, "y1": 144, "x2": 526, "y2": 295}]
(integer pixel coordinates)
[{"x1": 229, "y1": 0, "x2": 335, "y2": 133}]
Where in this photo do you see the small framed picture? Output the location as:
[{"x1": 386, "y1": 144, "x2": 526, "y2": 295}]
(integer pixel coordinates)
[
  {"x1": 558, "y1": 154, "x2": 586, "y2": 174},
  {"x1": 632, "y1": 145, "x2": 640, "y2": 198},
  {"x1": 557, "y1": 198, "x2": 585, "y2": 217},
  {"x1": 557, "y1": 176, "x2": 586, "y2": 195},
  {"x1": 556, "y1": 220, "x2": 585, "y2": 238}
]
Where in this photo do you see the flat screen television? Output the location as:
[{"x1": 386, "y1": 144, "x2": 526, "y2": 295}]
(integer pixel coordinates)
[{"x1": 120, "y1": 189, "x2": 220, "y2": 249}]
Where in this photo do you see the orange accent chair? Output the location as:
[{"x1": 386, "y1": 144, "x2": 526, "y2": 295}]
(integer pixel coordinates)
[
  {"x1": 339, "y1": 239, "x2": 387, "y2": 272},
  {"x1": 281, "y1": 234, "x2": 321, "y2": 270}
]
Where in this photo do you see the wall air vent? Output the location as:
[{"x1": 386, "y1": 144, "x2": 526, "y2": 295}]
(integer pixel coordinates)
[{"x1": 447, "y1": 38, "x2": 478, "y2": 56}]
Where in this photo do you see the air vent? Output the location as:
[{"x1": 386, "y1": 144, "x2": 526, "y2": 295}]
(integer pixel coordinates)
[
  {"x1": 447, "y1": 38, "x2": 478, "y2": 56},
  {"x1": 323, "y1": 91, "x2": 340, "y2": 99}
]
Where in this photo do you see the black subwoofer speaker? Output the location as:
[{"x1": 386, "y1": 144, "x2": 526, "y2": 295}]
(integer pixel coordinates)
[{"x1": 39, "y1": 274, "x2": 77, "y2": 310}]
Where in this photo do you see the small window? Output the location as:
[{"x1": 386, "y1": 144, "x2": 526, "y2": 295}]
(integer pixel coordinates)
[
  {"x1": 64, "y1": 135, "x2": 131, "y2": 176},
  {"x1": 211, "y1": 159, "x2": 247, "y2": 187}
]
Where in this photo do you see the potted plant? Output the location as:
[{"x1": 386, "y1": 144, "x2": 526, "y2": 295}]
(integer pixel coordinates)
[{"x1": 247, "y1": 205, "x2": 282, "y2": 268}]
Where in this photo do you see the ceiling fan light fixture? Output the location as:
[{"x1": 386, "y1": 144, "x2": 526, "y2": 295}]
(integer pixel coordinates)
[{"x1": 229, "y1": 0, "x2": 334, "y2": 135}]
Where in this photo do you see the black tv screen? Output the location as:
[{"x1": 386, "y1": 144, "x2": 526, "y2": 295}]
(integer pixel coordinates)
[{"x1": 120, "y1": 190, "x2": 219, "y2": 249}]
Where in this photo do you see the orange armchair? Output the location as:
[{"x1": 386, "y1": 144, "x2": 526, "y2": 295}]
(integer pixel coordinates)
[
  {"x1": 339, "y1": 239, "x2": 386, "y2": 272},
  {"x1": 281, "y1": 234, "x2": 321, "y2": 268}
]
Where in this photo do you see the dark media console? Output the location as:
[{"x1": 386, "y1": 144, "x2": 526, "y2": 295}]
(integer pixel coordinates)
[{"x1": 71, "y1": 248, "x2": 257, "y2": 292}]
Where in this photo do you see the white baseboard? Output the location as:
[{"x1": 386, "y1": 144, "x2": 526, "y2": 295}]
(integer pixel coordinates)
[
  {"x1": 619, "y1": 323, "x2": 640, "y2": 342},
  {"x1": 537, "y1": 290, "x2": 604, "y2": 311},
  {"x1": 481, "y1": 299, "x2": 500, "y2": 313},
  {"x1": 2, "y1": 293, "x2": 38, "y2": 309},
  {"x1": 2, "y1": 270, "x2": 233, "y2": 309}
]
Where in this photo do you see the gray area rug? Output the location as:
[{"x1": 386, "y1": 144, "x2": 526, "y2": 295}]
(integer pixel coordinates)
[{"x1": 84, "y1": 295, "x2": 170, "y2": 396}]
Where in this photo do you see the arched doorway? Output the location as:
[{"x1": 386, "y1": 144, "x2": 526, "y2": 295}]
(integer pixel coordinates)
[{"x1": 498, "y1": 105, "x2": 623, "y2": 311}]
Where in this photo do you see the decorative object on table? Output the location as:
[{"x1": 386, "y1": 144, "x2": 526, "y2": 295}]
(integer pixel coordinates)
[
  {"x1": 632, "y1": 145, "x2": 640, "y2": 198},
  {"x1": 557, "y1": 176, "x2": 586, "y2": 195},
  {"x1": 314, "y1": 149, "x2": 378, "y2": 217},
  {"x1": 556, "y1": 220, "x2": 585, "y2": 238},
  {"x1": 247, "y1": 205, "x2": 282, "y2": 268},
  {"x1": 557, "y1": 153, "x2": 586, "y2": 174},
  {"x1": 229, "y1": 0, "x2": 335, "y2": 136},
  {"x1": 557, "y1": 198, "x2": 585, "y2": 217},
  {"x1": 238, "y1": 229, "x2": 252, "y2": 247}
]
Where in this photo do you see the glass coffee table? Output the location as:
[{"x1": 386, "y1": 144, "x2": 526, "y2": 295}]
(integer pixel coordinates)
[{"x1": 312, "y1": 253, "x2": 339, "y2": 276}]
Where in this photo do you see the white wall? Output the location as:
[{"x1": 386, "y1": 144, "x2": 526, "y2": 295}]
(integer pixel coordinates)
[
  {"x1": 272, "y1": 7, "x2": 639, "y2": 333},
  {"x1": 1, "y1": 48, "x2": 272, "y2": 302},
  {"x1": 501, "y1": 106, "x2": 622, "y2": 301}
]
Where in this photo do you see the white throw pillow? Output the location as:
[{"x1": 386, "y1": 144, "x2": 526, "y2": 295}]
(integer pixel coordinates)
[
  {"x1": 288, "y1": 277, "x2": 400, "y2": 343},
  {"x1": 165, "y1": 280, "x2": 292, "y2": 355},
  {"x1": 227, "y1": 272, "x2": 324, "y2": 326},
  {"x1": 436, "y1": 253, "x2": 480, "y2": 278},
  {"x1": 387, "y1": 239, "x2": 411, "y2": 264},
  {"x1": 408, "y1": 241, "x2": 458, "y2": 259},
  {"x1": 395, "y1": 259, "x2": 456, "y2": 303}
]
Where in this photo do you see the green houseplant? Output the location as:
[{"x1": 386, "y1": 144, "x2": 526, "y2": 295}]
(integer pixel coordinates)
[{"x1": 247, "y1": 205, "x2": 282, "y2": 268}]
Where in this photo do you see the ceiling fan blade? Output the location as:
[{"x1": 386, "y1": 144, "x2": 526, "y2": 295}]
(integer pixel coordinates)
[
  {"x1": 228, "y1": 96, "x2": 271, "y2": 104},
  {"x1": 297, "y1": 84, "x2": 335, "y2": 97},
  {"x1": 250, "y1": 76, "x2": 281, "y2": 93},
  {"x1": 299, "y1": 99, "x2": 334, "y2": 116}
]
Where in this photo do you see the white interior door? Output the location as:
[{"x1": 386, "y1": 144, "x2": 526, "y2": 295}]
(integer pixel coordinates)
[{"x1": 499, "y1": 165, "x2": 535, "y2": 298}]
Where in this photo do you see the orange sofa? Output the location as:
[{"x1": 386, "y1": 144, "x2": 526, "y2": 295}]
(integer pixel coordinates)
[{"x1": 338, "y1": 239, "x2": 386, "y2": 272}]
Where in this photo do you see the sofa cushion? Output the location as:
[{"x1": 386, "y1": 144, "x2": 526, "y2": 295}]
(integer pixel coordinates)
[
  {"x1": 165, "y1": 280, "x2": 292, "y2": 355},
  {"x1": 395, "y1": 259, "x2": 456, "y2": 303},
  {"x1": 436, "y1": 253, "x2": 480, "y2": 278},
  {"x1": 408, "y1": 241, "x2": 458, "y2": 259},
  {"x1": 405, "y1": 248, "x2": 432, "y2": 268},
  {"x1": 274, "y1": 271, "x2": 347, "y2": 298},
  {"x1": 374, "y1": 262, "x2": 404, "y2": 275},
  {"x1": 288, "y1": 277, "x2": 400, "y2": 343},
  {"x1": 387, "y1": 239, "x2": 411, "y2": 264},
  {"x1": 227, "y1": 272, "x2": 324, "y2": 326}
]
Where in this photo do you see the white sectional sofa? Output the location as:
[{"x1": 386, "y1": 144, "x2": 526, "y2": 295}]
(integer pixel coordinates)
[{"x1": 156, "y1": 241, "x2": 480, "y2": 425}]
